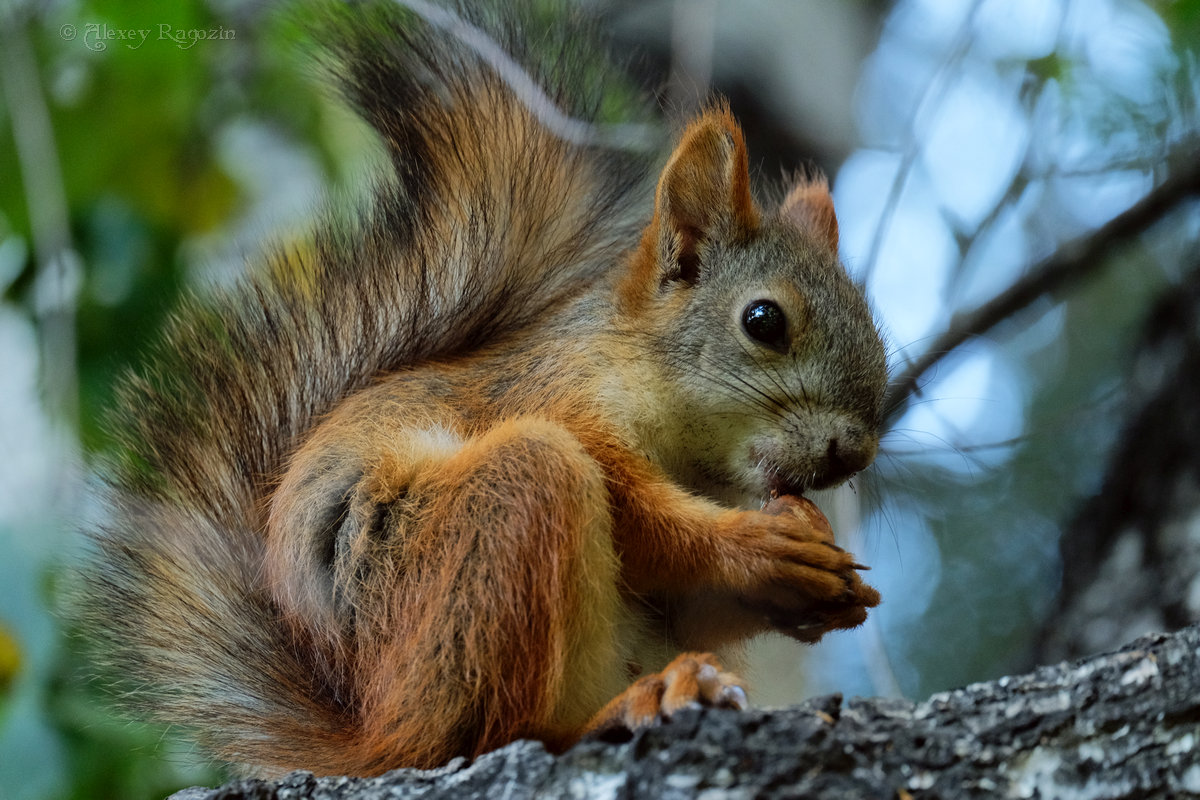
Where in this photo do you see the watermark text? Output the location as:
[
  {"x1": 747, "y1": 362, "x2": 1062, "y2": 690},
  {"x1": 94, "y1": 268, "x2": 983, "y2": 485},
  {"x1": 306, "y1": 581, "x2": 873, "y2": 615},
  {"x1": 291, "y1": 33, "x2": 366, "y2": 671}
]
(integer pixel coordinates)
[{"x1": 59, "y1": 23, "x2": 236, "y2": 51}]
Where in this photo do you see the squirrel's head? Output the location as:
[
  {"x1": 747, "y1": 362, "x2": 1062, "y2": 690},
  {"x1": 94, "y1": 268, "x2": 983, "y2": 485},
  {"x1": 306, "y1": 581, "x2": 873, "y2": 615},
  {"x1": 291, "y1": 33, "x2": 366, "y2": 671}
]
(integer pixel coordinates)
[{"x1": 617, "y1": 106, "x2": 887, "y2": 505}]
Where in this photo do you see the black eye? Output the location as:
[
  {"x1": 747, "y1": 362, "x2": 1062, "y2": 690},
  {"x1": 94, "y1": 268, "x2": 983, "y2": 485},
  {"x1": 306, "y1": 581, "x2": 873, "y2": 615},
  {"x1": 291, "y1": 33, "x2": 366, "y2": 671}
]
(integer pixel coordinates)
[{"x1": 741, "y1": 300, "x2": 788, "y2": 350}]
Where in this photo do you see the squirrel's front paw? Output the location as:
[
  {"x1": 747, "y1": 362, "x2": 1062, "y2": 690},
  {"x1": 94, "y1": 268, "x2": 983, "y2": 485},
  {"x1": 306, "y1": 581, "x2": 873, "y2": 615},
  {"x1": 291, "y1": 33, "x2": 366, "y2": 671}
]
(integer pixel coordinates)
[
  {"x1": 583, "y1": 652, "x2": 746, "y2": 741},
  {"x1": 726, "y1": 496, "x2": 880, "y2": 643}
]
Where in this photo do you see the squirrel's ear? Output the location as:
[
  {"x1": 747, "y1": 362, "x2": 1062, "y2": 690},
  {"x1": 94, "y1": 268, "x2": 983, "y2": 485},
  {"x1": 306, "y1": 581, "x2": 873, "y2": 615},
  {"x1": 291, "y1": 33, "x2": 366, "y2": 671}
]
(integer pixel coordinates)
[
  {"x1": 779, "y1": 174, "x2": 839, "y2": 253},
  {"x1": 649, "y1": 107, "x2": 759, "y2": 284}
]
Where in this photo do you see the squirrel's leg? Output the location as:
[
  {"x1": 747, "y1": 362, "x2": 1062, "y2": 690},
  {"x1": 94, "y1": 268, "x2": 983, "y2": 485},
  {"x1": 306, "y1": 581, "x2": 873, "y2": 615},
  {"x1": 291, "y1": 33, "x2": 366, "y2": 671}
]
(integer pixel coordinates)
[{"x1": 352, "y1": 417, "x2": 632, "y2": 768}]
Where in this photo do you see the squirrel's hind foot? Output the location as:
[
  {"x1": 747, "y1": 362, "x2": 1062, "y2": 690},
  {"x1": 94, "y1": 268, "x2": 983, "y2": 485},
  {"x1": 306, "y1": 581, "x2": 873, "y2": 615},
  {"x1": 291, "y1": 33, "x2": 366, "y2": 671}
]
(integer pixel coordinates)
[{"x1": 581, "y1": 652, "x2": 747, "y2": 742}]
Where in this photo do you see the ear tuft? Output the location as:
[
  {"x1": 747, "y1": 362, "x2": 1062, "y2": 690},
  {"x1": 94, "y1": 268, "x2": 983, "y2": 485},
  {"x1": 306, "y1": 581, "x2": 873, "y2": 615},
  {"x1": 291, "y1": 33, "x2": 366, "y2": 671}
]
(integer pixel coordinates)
[
  {"x1": 658, "y1": 108, "x2": 758, "y2": 245},
  {"x1": 620, "y1": 105, "x2": 761, "y2": 309},
  {"x1": 780, "y1": 173, "x2": 839, "y2": 253},
  {"x1": 653, "y1": 106, "x2": 760, "y2": 282}
]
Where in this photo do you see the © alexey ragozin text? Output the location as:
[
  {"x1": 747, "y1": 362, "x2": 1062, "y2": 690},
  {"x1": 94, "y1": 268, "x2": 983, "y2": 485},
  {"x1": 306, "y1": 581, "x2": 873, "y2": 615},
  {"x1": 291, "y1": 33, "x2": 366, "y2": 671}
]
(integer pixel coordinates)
[{"x1": 60, "y1": 23, "x2": 236, "y2": 51}]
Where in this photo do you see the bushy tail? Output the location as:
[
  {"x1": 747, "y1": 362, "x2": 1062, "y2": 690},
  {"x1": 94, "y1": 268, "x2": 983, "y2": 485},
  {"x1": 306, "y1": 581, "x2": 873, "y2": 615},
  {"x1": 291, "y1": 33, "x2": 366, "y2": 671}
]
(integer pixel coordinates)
[{"x1": 79, "y1": 0, "x2": 653, "y2": 776}]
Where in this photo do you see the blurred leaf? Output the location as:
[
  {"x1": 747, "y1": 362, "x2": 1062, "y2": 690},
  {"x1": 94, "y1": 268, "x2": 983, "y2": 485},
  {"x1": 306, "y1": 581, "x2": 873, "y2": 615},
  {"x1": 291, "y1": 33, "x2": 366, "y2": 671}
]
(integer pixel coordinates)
[
  {"x1": 1157, "y1": 0, "x2": 1200, "y2": 50},
  {"x1": 1026, "y1": 53, "x2": 1066, "y2": 83},
  {"x1": 0, "y1": 621, "x2": 20, "y2": 696}
]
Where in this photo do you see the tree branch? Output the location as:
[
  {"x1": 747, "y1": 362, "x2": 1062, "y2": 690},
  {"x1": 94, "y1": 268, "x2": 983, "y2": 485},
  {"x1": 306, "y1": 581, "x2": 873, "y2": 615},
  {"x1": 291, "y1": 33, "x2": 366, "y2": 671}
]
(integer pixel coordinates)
[
  {"x1": 884, "y1": 145, "x2": 1200, "y2": 424},
  {"x1": 172, "y1": 624, "x2": 1200, "y2": 799}
]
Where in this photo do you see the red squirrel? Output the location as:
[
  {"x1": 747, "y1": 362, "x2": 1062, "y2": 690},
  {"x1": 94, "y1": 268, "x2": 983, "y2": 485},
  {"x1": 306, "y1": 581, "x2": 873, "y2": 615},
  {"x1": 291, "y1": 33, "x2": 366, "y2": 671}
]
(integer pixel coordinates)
[{"x1": 82, "y1": 1, "x2": 886, "y2": 777}]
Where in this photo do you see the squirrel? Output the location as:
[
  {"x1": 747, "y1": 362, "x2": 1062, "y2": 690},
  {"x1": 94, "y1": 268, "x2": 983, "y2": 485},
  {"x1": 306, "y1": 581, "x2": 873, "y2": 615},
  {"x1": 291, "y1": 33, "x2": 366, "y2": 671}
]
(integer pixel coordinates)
[{"x1": 80, "y1": 0, "x2": 887, "y2": 779}]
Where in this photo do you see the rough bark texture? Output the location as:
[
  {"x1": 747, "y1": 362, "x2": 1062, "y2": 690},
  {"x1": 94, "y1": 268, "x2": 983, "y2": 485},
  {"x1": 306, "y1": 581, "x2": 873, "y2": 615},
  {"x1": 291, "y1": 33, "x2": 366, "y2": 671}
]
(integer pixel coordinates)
[
  {"x1": 1036, "y1": 264, "x2": 1200, "y2": 664},
  {"x1": 173, "y1": 624, "x2": 1200, "y2": 800}
]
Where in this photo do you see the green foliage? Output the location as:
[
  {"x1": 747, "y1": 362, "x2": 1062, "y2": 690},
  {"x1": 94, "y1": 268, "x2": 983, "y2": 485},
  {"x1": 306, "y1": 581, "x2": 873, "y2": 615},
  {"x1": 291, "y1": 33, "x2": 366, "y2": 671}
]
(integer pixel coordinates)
[{"x1": 1158, "y1": 0, "x2": 1200, "y2": 48}]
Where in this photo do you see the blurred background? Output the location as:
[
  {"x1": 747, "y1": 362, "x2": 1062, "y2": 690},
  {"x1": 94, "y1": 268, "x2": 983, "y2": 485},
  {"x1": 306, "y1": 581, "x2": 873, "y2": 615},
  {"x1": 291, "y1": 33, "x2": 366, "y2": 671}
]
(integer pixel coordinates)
[{"x1": 1, "y1": 0, "x2": 1198, "y2": 797}]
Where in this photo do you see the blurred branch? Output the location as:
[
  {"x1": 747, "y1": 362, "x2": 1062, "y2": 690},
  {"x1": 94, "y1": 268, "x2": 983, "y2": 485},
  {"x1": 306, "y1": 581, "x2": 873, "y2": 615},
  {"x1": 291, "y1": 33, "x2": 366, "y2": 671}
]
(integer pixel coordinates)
[
  {"x1": 391, "y1": 0, "x2": 659, "y2": 151},
  {"x1": 860, "y1": 0, "x2": 985, "y2": 286},
  {"x1": 0, "y1": 15, "x2": 81, "y2": 504},
  {"x1": 885, "y1": 143, "x2": 1200, "y2": 424}
]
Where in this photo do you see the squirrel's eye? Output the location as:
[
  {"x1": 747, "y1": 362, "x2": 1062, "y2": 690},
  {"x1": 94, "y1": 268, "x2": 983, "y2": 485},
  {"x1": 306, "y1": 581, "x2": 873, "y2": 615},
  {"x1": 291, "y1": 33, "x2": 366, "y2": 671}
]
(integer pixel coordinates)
[{"x1": 741, "y1": 300, "x2": 788, "y2": 350}]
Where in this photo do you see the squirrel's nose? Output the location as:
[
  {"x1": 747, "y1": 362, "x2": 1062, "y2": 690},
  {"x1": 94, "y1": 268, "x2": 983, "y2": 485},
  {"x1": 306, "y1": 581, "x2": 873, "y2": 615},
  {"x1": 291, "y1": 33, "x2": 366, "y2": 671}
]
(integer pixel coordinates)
[{"x1": 820, "y1": 431, "x2": 877, "y2": 486}]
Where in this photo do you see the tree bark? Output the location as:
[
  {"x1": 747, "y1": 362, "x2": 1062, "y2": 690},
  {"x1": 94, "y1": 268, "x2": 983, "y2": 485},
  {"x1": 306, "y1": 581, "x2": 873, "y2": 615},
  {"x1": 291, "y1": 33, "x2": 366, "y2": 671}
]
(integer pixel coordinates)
[{"x1": 173, "y1": 623, "x2": 1200, "y2": 800}]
